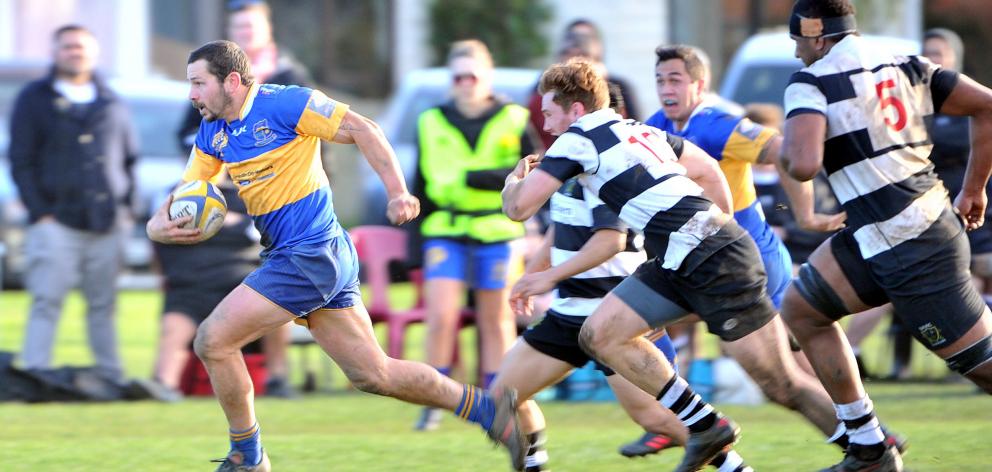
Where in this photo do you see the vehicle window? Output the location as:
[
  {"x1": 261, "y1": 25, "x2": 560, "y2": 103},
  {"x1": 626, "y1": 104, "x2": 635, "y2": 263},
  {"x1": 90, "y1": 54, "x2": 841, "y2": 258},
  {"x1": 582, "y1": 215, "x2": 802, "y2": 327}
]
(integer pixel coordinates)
[
  {"x1": 729, "y1": 64, "x2": 802, "y2": 107},
  {"x1": 393, "y1": 82, "x2": 534, "y2": 147},
  {"x1": 396, "y1": 88, "x2": 448, "y2": 146},
  {"x1": 126, "y1": 98, "x2": 187, "y2": 158}
]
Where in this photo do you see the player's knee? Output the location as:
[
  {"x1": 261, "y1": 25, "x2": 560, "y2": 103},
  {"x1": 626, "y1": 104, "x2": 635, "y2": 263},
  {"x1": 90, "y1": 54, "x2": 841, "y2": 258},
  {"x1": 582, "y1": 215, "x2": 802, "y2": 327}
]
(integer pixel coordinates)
[
  {"x1": 192, "y1": 324, "x2": 228, "y2": 362},
  {"x1": 578, "y1": 323, "x2": 604, "y2": 358},
  {"x1": 192, "y1": 325, "x2": 213, "y2": 361},
  {"x1": 344, "y1": 365, "x2": 390, "y2": 396},
  {"x1": 753, "y1": 374, "x2": 801, "y2": 409},
  {"x1": 946, "y1": 333, "x2": 992, "y2": 383}
]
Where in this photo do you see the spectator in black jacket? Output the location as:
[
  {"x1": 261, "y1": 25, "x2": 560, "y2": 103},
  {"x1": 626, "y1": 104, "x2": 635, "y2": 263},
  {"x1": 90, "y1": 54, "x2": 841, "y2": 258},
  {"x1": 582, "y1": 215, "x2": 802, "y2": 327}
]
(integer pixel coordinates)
[{"x1": 8, "y1": 25, "x2": 138, "y2": 384}]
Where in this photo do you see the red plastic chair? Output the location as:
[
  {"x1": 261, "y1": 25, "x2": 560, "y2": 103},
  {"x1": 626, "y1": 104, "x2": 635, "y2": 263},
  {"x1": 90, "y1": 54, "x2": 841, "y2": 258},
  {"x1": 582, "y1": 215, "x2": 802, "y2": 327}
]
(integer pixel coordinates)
[
  {"x1": 349, "y1": 226, "x2": 476, "y2": 359},
  {"x1": 350, "y1": 225, "x2": 421, "y2": 358}
]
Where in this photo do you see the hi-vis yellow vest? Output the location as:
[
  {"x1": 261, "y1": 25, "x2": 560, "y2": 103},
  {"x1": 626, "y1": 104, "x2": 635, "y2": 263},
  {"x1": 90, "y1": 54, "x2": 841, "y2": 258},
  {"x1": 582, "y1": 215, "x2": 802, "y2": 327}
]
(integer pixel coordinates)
[{"x1": 418, "y1": 104, "x2": 528, "y2": 243}]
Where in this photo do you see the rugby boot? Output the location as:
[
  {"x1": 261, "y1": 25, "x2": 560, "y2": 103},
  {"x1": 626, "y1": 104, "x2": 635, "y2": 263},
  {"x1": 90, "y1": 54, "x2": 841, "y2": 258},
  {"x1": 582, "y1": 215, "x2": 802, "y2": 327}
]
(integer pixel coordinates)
[
  {"x1": 674, "y1": 414, "x2": 740, "y2": 472},
  {"x1": 882, "y1": 426, "x2": 909, "y2": 455},
  {"x1": 211, "y1": 449, "x2": 271, "y2": 472},
  {"x1": 820, "y1": 444, "x2": 903, "y2": 472},
  {"x1": 618, "y1": 432, "x2": 677, "y2": 457},
  {"x1": 486, "y1": 387, "x2": 528, "y2": 471}
]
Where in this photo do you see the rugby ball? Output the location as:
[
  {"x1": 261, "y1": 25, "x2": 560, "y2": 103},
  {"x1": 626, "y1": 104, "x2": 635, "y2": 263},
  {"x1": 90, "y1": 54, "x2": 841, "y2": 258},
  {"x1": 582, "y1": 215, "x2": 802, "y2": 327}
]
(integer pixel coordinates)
[{"x1": 169, "y1": 180, "x2": 228, "y2": 241}]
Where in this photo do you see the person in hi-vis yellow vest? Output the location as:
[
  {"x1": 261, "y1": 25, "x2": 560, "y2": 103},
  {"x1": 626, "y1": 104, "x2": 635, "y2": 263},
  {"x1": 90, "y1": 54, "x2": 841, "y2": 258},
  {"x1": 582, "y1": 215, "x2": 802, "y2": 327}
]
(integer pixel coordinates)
[{"x1": 409, "y1": 39, "x2": 540, "y2": 431}]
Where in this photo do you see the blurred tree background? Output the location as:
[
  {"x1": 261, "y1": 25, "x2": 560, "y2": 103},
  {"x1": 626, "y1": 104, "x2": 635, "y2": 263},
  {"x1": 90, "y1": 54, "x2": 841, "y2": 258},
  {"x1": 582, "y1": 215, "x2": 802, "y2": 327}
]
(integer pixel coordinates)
[{"x1": 428, "y1": 0, "x2": 550, "y2": 67}]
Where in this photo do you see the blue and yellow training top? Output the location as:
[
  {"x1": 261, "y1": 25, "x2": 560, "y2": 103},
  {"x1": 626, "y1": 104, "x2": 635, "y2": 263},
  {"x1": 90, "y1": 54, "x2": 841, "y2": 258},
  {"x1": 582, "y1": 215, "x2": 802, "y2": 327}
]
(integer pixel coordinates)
[
  {"x1": 645, "y1": 101, "x2": 780, "y2": 254},
  {"x1": 183, "y1": 83, "x2": 349, "y2": 250}
]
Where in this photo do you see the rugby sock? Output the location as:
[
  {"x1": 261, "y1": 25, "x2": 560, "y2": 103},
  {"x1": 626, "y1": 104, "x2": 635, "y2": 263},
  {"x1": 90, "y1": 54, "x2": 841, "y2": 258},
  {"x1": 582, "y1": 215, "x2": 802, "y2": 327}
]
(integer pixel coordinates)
[
  {"x1": 710, "y1": 450, "x2": 752, "y2": 472},
  {"x1": 454, "y1": 385, "x2": 496, "y2": 430},
  {"x1": 482, "y1": 372, "x2": 497, "y2": 390},
  {"x1": 229, "y1": 422, "x2": 262, "y2": 466},
  {"x1": 524, "y1": 430, "x2": 549, "y2": 471},
  {"x1": 835, "y1": 396, "x2": 886, "y2": 459},
  {"x1": 828, "y1": 422, "x2": 850, "y2": 449},
  {"x1": 656, "y1": 375, "x2": 717, "y2": 433}
]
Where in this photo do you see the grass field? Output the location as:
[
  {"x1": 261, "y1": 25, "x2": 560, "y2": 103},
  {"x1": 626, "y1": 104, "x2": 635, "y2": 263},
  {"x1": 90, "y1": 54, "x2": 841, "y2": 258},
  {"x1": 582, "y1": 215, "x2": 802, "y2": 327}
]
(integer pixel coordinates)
[{"x1": 0, "y1": 289, "x2": 989, "y2": 471}]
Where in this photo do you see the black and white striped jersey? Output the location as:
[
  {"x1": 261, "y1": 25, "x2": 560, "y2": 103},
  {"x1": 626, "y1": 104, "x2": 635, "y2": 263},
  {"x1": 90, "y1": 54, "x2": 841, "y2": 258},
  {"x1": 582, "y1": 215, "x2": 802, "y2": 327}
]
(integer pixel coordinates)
[
  {"x1": 547, "y1": 178, "x2": 646, "y2": 320},
  {"x1": 538, "y1": 108, "x2": 731, "y2": 271},
  {"x1": 784, "y1": 35, "x2": 960, "y2": 260}
]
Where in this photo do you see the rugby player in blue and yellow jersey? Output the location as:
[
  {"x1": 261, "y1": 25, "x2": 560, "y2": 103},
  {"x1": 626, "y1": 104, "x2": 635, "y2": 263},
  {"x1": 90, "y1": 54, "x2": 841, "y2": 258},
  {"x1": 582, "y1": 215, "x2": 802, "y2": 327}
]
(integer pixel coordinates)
[
  {"x1": 146, "y1": 40, "x2": 528, "y2": 472},
  {"x1": 613, "y1": 44, "x2": 871, "y2": 457}
]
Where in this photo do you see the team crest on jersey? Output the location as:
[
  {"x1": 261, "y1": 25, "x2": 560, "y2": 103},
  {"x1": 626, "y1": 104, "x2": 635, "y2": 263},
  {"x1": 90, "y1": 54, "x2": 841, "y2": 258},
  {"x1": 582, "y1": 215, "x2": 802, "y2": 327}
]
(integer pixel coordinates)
[
  {"x1": 253, "y1": 119, "x2": 277, "y2": 147},
  {"x1": 211, "y1": 130, "x2": 229, "y2": 157},
  {"x1": 918, "y1": 322, "x2": 946, "y2": 347}
]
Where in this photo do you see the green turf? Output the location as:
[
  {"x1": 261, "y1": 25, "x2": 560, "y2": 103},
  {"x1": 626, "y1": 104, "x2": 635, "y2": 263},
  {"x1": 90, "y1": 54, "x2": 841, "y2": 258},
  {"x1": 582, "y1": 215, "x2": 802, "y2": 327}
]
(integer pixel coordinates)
[{"x1": 0, "y1": 290, "x2": 989, "y2": 471}]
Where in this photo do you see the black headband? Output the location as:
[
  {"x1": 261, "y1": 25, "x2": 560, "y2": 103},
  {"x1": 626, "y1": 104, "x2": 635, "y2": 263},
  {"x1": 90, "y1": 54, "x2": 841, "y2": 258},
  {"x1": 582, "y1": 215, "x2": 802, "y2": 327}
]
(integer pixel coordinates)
[{"x1": 789, "y1": 13, "x2": 857, "y2": 38}]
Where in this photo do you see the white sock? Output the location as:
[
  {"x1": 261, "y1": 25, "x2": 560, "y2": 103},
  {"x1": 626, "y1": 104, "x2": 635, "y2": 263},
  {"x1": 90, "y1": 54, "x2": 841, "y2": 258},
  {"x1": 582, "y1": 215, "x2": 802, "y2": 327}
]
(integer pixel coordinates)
[
  {"x1": 718, "y1": 450, "x2": 745, "y2": 472},
  {"x1": 834, "y1": 396, "x2": 885, "y2": 446}
]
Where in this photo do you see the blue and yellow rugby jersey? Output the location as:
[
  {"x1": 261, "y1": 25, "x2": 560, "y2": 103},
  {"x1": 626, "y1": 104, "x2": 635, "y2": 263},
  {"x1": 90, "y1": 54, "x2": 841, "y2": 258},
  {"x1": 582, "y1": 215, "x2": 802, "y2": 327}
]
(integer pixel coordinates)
[
  {"x1": 183, "y1": 83, "x2": 349, "y2": 249},
  {"x1": 645, "y1": 101, "x2": 780, "y2": 253}
]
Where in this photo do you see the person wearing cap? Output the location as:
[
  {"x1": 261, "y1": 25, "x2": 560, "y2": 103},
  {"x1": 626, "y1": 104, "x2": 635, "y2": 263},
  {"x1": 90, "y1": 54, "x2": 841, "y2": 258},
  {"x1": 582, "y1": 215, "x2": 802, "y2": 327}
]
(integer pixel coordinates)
[
  {"x1": 779, "y1": 1, "x2": 992, "y2": 470},
  {"x1": 408, "y1": 39, "x2": 540, "y2": 432}
]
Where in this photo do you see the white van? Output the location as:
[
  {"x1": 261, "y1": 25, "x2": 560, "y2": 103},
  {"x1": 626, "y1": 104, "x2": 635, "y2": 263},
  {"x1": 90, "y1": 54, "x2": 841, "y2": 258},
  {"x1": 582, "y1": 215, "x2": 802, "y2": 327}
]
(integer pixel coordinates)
[{"x1": 719, "y1": 31, "x2": 920, "y2": 107}]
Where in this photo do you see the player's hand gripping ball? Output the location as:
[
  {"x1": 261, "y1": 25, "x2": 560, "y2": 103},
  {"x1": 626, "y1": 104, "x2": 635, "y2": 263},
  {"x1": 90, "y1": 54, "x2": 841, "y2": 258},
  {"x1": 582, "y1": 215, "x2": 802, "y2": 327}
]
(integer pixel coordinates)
[{"x1": 169, "y1": 180, "x2": 227, "y2": 242}]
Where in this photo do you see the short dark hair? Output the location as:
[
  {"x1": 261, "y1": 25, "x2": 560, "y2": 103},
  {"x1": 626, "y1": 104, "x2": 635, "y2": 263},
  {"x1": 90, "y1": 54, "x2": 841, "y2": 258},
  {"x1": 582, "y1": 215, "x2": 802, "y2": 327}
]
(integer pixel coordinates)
[
  {"x1": 793, "y1": 0, "x2": 856, "y2": 19},
  {"x1": 565, "y1": 19, "x2": 601, "y2": 39},
  {"x1": 654, "y1": 45, "x2": 706, "y2": 82},
  {"x1": 53, "y1": 24, "x2": 92, "y2": 42},
  {"x1": 187, "y1": 40, "x2": 254, "y2": 86}
]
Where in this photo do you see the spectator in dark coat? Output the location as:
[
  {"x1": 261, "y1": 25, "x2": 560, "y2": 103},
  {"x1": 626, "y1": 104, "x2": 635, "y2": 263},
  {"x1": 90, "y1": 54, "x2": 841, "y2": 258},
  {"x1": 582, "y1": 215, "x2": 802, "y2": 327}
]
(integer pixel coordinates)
[{"x1": 9, "y1": 25, "x2": 138, "y2": 384}]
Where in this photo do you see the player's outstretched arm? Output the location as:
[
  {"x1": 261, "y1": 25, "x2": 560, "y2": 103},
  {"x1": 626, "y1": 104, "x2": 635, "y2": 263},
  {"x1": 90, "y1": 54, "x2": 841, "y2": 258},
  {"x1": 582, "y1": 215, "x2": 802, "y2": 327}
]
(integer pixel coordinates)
[
  {"x1": 333, "y1": 109, "x2": 420, "y2": 225},
  {"x1": 780, "y1": 113, "x2": 826, "y2": 182},
  {"x1": 146, "y1": 193, "x2": 201, "y2": 244},
  {"x1": 678, "y1": 140, "x2": 733, "y2": 214},
  {"x1": 510, "y1": 227, "x2": 625, "y2": 317},
  {"x1": 941, "y1": 74, "x2": 992, "y2": 230}
]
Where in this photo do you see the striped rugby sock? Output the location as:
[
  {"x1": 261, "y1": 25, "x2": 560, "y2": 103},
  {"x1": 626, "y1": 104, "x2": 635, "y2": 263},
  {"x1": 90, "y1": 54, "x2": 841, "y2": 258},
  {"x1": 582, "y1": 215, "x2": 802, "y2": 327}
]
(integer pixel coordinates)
[
  {"x1": 454, "y1": 385, "x2": 496, "y2": 430},
  {"x1": 229, "y1": 422, "x2": 262, "y2": 466},
  {"x1": 656, "y1": 375, "x2": 717, "y2": 433},
  {"x1": 835, "y1": 396, "x2": 886, "y2": 456},
  {"x1": 711, "y1": 450, "x2": 752, "y2": 472}
]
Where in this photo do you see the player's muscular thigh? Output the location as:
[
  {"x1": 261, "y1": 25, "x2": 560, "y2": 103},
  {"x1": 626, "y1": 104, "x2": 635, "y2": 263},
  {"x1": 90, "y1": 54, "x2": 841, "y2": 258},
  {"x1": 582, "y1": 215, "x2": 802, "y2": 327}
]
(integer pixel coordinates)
[{"x1": 805, "y1": 240, "x2": 873, "y2": 314}]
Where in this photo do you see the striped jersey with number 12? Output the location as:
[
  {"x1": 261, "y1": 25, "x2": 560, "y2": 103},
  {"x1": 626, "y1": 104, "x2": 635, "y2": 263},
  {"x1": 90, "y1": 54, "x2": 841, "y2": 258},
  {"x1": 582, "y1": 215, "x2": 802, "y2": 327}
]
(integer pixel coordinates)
[{"x1": 537, "y1": 108, "x2": 731, "y2": 272}]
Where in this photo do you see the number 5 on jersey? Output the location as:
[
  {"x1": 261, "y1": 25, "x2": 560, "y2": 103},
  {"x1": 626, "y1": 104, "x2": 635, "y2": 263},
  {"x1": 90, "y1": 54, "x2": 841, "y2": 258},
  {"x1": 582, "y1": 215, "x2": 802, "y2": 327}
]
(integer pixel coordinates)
[{"x1": 876, "y1": 79, "x2": 907, "y2": 132}]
